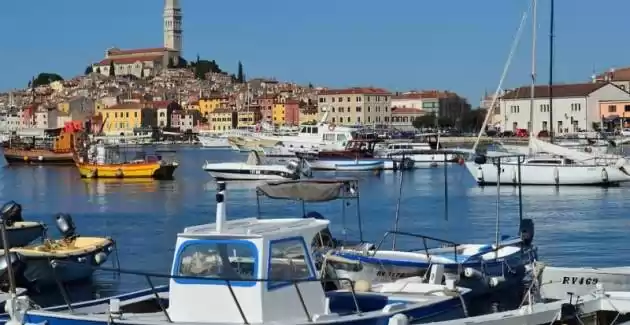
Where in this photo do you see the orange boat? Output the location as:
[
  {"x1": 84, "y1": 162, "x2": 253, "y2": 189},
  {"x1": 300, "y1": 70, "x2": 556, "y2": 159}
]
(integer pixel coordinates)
[
  {"x1": 2, "y1": 129, "x2": 76, "y2": 165},
  {"x1": 75, "y1": 156, "x2": 178, "y2": 179}
]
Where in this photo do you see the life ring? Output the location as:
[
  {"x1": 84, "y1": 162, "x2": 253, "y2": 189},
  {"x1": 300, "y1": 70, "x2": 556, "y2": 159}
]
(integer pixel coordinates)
[{"x1": 328, "y1": 124, "x2": 336, "y2": 131}]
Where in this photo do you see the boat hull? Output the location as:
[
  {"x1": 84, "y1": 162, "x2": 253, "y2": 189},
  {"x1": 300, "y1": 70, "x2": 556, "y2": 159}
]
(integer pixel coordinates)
[
  {"x1": 12, "y1": 237, "x2": 115, "y2": 288},
  {"x1": 198, "y1": 136, "x2": 230, "y2": 149},
  {"x1": 539, "y1": 265, "x2": 630, "y2": 300},
  {"x1": 76, "y1": 163, "x2": 178, "y2": 180},
  {"x1": 3, "y1": 149, "x2": 74, "y2": 165},
  {"x1": 335, "y1": 161, "x2": 384, "y2": 171},
  {"x1": 1, "y1": 222, "x2": 45, "y2": 249},
  {"x1": 308, "y1": 159, "x2": 413, "y2": 171},
  {"x1": 465, "y1": 161, "x2": 630, "y2": 186}
]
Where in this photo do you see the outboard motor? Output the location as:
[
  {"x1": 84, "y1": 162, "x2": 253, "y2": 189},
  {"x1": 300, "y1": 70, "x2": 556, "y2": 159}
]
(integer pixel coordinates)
[
  {"x1": 0, "y1": 252, "x2": 25, "y2": 290},
  {"x1": 474, "y1": 154, "x2": 487, "y2": 164},
  {"x1": 0, "y1": 201, "x2": 23, "y2": 227},
  {"x1": 519, "y1": 218, "x2": 535, "y2": 246},
  {"x1": 54, "y1": 213, "x2": 78, "y2": 242},
  {"x1": 305, "y1": 211, "x2": 336, "y2": 248}
]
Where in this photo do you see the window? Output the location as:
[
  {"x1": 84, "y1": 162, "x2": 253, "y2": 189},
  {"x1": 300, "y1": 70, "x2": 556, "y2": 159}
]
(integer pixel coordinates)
[
  {"x1": 267, "y1": 237, "x2": 314, "y2": 290},
  {"x1": 367, "y1": 107, "x2": 371, "y2": 113},
  {"x1": 347, "y1": 117, "x2": 351, "y2": 123},
  {"x1": 174, "y1": 240, "x2": 258, "y2": 286},
  {"x1": 542, "y1": 121, "x2": 548, "y2": 130},
  {"x1": 510, "y1": 105, "x2": 520, "y2": 113},
  {"x1": 339, "y1": 107, "x2": 344, "y2": 113},
  {"x1": 134, "y1": 112, "x2": 138, "y2": 117},
  {"x1": 608, "y1": 105, "x2": 616, "y2": 113},
  {"x1": 356, "y1": 97, "x2": 362, "y2": 102},
  {"x1": 126, "y1": 112, "x2": 129, "y2": 118},
  {"x1": 571, "y1": 103, "x2": 581, "y2": 111},
  {"x1": 338, "y1": 97, "x2": 343, "y2": 102},
  {"x1": 356, "y1": 107, "x2": 361, "y2": 112},
  {"x1": 540, "y1": 104, "x2": 550, "y2": 113},
  {"x1": 319, "y1": 98, "x2": 325, "y2": 103},
  {"x1": 346, "y1": 97, "x2": 351, "y2": 102},
  {"x1": 625, "y1": 105, "x2": 630, "y2": 112}
]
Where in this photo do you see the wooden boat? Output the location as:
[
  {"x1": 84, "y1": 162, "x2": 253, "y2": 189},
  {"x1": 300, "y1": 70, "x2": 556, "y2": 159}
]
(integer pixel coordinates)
[
  {"x1": 4, "y1": 211, "x2": 116, "y2": 288},
  {"x1": 74, "y1": 139, "x2": 179, "y2": 179},
  {"x1": 2, "y1": 128, "x2": 76, "y2": 165}
]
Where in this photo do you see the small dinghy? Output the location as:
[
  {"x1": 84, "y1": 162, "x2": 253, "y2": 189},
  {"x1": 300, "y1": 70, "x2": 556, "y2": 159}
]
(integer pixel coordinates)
[
  {"x1": 1, "y1": 207, "x2": 116, "y2": 288},
  {"x1": 0, "y1": 201, "x2": 45, "y2": 249},
  {"x1": 3, "y1": 182, "x2": 472, "y2": 325},
  {"x1": 335, "y1": 160, "x2": 385, "y2": 172},
  {"x1": 202, "y1": 151, "x2": 308, "y2": 181}
]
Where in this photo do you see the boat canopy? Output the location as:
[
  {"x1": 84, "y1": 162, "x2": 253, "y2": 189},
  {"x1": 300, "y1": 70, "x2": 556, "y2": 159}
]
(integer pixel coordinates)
[{"x1": 256, "y1": 178, "x2": 359, "y2": 202}]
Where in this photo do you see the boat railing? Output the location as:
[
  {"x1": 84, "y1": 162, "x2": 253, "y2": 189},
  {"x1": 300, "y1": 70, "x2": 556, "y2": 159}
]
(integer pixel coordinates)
[
  {"x1": 371, "y1": 230, "x2": 461, "y2": 266},
  {"x1": 48, "y1": 261, "x2": 363, "y2": 324}
]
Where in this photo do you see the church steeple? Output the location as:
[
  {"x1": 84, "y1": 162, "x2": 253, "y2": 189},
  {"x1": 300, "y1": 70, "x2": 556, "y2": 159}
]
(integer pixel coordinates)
[{"x1": 163, "y1": 0, "x2": 182, "y2": 54}]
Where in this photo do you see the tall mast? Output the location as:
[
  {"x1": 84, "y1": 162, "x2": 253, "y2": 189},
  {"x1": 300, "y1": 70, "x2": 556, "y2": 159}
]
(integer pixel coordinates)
[
  {"x1": 548, "y1": 0, "x2": 555, "y2": 143},
  {"x1": 528, "y1": 0, "x2": 537, "y2": 148}
]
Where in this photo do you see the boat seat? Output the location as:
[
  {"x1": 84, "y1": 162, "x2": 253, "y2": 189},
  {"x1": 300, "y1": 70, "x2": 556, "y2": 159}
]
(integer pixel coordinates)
[{"x1": 325, "y1": 291, "x2": 388, "y2": 314}]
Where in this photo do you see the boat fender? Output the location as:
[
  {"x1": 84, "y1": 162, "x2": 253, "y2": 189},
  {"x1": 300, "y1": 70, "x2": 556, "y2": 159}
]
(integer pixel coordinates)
[
  {"x1": 488, "y1": 276, "x2": 505, "y2": 288},
  {"x1": 116, "y1": 168, "x2": 124, "y2": 178},
  {"x1": 553, "y1": 166, "x2": 559, "y2": 186},
  {"x1": 38, "y1": 156, "x2": 43, "y2": 161},
  {"x1": 476, "y1": 166, "x2": 484, "y2": 182},
  {"x1": 464, "y1": 267, "x2": 483, "y2": 278},
  {"x1": 511, "y1": 167, "x2": 517, "y2": 184},
  {"x1": 328, "y1": 124, "x2": 336, "y2": 131},
  {"x1": 601, "y1": 168, "x2": 609, "y2": 183},
  {"x1": 388, "y1": 314, "x2": 409, "y2": 325},
  {"x1": 94, "y1": 252, "x2": 109, "y2": 265},
  {"x1": 23, "y1": 156, "x2": 28, "y2": 161}
]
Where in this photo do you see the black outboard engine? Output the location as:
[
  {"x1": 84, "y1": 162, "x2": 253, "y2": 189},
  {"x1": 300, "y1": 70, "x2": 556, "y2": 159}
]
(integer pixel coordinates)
[
  {"x1": 474, "y1": 154, "x2": 487, "y2": 164},
  {"x1": 305, "y1": 211, "x2": 335, "y2": 248},
  {"x1": 54, "y1": 213, "x2": 78, "y2": 242},
  {"x1": 519, "y1": 218, "x2": 535, "y2": 246},
  {"x1": 0, "y1": 201, "x2": 23, "y2": 227},
  {"x1": 0, "y1": 252, "x2": 25, "y2": 291}
]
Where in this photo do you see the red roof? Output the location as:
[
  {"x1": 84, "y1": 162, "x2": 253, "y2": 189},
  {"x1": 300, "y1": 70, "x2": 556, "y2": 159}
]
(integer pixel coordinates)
[
  {"x1": 392, "y1": 107, "x2": 423, "y2": 114},
  {"x1": 319, "y1": 87, "x2": 391, "y2": 96},
  {"x1": 148, "y1": 100, "x2": 171, "y2": 109},
  {"x1": 392, "y1": 91, "x2": 456, "y2": 100},
  {"x1": 107, "y1": 47, "x2": 168, "y2": 55},
  {"x1": 96, "y1": 55, "x2": 163, "y2": 66}
]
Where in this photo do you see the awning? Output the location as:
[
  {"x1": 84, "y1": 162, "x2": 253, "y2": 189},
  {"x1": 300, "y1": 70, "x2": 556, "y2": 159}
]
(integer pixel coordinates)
[{"x1": 256, "y1": 179, "x2": 358, "y2": 202}]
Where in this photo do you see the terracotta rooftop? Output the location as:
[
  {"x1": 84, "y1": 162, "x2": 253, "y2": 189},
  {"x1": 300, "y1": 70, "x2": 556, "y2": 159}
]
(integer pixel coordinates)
[
  {"x1": 319, "y1": 87, "x2": 391, "y2": 96},
  {"x1": 595, "y1": 68, "x2": 630, "y2": 82},
  {"x1": 392, "y1": 91, "x2": 457, "y2": 100},
  {"x1": 96, "y1": 55, "x2": 163, "y2": 66},
  {"x1": 211, "y1": 108, "x2": 234, "y2": 114},
  {"x1": 107, "y1": 47, "x2": 169, "y2": 55},
  {"x1": 501, "y1": 83, "x2": 608, "y2": 100}
]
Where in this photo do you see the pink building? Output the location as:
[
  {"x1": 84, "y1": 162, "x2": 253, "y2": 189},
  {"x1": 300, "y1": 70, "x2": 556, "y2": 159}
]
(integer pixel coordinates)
[{"x1": 284, "y1": 99, "x2": 300, "y2": 126}]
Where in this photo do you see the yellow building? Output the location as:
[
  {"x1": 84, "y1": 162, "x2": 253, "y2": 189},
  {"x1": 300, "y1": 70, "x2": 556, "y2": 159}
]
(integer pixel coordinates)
[
  {"x1": 101, "y1": 102, "x2": 142, "y2": 135},
  {"x1": 199, "y1": 96, "x2": 229, "y2": 117},
  {"x1": 299, "y1": 108, "x2": 319, "y2": 124},
  {"x1": 237, "y1": 110, "x2": 262, "y2": 128},
  {"x1": 57, "y1": 101, "x2": 70, "y2": 114},
  {"x1": 272, "y1": 102, "x2": 286, "y2": 125},
  {"x1": 187, "y1": 101, "x2": 200, "y2": 111},
  {"x1": 210, "y1": 108, "x2": 234, "y2": 131}
]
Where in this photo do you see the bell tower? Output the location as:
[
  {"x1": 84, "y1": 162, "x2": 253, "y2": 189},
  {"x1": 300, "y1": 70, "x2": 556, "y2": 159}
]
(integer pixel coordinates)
[{"x1": 163, "y1": 0, "x2": 182, "y2": 54}]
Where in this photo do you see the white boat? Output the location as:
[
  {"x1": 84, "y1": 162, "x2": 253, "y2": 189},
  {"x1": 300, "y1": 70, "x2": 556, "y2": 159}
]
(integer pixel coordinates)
[
  {"x1": 374, "y1": 134, "x2": 458, "y2": 167},
  {"x1": 3, "y1": 182, "x2": 473, "y2": 325},
  {"x1": 197, "y1": 132, "x2": 230, "y2": 149},
  {"x1": 334, "y1": 160, "x2": 384, "y2": 172},
  {"x1": 0, "y1": 201, "x2": 46, "y2": 249},
  {"x1": 242, "y1": 110, "x2": 357, "y2": 152},
  {"x1": 535, "y1": 262, "x2": 630, "y2": 301},
  {"x1": 202, "y1": 151, "x2": 305, "y2": 181}
]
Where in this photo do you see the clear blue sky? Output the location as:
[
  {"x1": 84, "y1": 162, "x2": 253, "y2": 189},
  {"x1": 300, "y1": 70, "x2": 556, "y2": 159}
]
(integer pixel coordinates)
[{"x1": 1, "y1": 0, "x2": 628, "y2": 105}]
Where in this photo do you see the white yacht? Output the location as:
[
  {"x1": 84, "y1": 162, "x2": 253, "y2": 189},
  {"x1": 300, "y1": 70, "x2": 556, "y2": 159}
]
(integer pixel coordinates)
[{"x1": 197, "y1": 131, "x2": 230, "y2": 149}]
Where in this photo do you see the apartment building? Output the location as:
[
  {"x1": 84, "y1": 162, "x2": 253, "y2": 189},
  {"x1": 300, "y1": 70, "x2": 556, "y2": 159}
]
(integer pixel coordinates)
[{"x1": 317, "y1": 87, "x2": 392, "y2": 125}]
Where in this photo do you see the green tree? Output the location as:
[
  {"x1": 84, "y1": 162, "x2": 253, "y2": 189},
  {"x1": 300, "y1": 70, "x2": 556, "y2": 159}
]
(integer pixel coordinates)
[
  {"x1": 194, "y1": 58, "x2": 224, "y2": 80},
  {"x1": 109, "y1": 61, "x2": 115, "y2": 77},
  {"x1": 237, "y1": 61, "x2": 244, "y2": 83},
  {"x1": 412, "y1": 113, "x2": 436, "y2": 129},
  {"x1": 460, "y1": 109, "x2": 487, "y2": 132},
  {"x1": 84, "y1": 65, "x2": 93, "y2": 75},
  {"x1": 438, "y1": 116, "x2": 454, "y2": 128},
  {"x1": 308, "y1": 83, "x2": 314, "y2": 89},
  {"x1": 168, "y1": 57, "x2": 175, "y2": 68},
  {"x1": 176, "y1": 56, "x2": 188, "y2": 68},
  {"x1": 31, "y1": 73, "x2": 64, "y2": 87}
]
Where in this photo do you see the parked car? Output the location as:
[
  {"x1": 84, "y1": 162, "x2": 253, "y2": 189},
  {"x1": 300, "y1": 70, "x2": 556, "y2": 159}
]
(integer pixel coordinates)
[
  {"x1": 500, "y1": 130, "x2": 515, "y2": 137},
  {"x1": 537, "y1": 130, "x2": 549, "y2": 138},
  {"x1": 515, "y1": 128, "x2": 529, "y2": 137},
  {"x1": 621, "y1": 128, "x2": 630, "y2": 137}
]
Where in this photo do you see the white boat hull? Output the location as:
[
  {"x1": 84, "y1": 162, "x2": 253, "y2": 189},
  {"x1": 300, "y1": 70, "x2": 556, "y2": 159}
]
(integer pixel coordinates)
[
  {"x1": 539, "y1": 264, "x2": 630, "y2": 300},
  {"x1": 307, "y1": 159, "x2": 411, "y2": 171},
  {"x1": 203, "y1": 162, "x2": 299, "y2": 181},
  {"x1": 198, "y1": 136, "x2": 230, "y2": 148},
  {"x1": 465, "y1": 161, "x2": 630, "y2": 186}
]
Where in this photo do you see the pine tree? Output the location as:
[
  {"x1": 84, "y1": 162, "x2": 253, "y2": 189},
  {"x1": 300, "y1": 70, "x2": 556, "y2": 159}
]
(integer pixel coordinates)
[
  {"x1": 237, "y1": 61, "x2": 244, "y2": 83},
  {"x1": 84, "y1": 66, "x2": 93, "y2": 75}
]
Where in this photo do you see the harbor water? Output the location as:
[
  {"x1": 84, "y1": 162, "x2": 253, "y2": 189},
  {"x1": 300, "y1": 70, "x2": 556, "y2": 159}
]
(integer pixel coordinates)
[{"x1": 1, "y1": 145, "x2": 630, "y2": 306}]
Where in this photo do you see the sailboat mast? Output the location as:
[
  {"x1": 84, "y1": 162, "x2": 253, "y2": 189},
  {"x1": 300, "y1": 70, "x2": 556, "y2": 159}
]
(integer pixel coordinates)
[
  {"x1": 528, "y1": 0, "x2": 537, "y2": 143},
  {"x1": 548, "y1": 0, "x2": 555, "y2": 143}
]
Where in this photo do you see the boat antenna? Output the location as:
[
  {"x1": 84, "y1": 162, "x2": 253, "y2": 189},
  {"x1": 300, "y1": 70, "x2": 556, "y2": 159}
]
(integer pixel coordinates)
[
  {"x1": 472, "y1": 3, "x2": 531, "y2": 152},
  {"x1": 391, "y1": 161, "x2": 406, "y2": 249},
  {"x1": 548, "y1": 0, "x2": 555, "y2": 143},
  {"x1": 528, "y1": 0, "x2": 537, "y2": 156}
]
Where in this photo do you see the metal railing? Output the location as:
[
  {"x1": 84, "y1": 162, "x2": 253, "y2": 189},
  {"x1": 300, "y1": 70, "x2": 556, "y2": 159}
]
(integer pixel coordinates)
[
  {"x1": 372, "y1": 230, "x2": 461, "y2": 266},
  {"x1": 49, "y1": 261, "x2": 362, "y2": 325}
]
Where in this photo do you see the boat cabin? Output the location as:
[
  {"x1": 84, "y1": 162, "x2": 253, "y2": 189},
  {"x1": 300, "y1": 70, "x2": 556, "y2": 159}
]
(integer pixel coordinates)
[
  {"x1": 525, "y1": 157, "x2": 576, "y2": 165},
  {"x1": 168, "y1": 188, "x2": 330, "y2": 323},
  {"x1": 297, "y1": 124, "x2": 353, "y2": 145}
]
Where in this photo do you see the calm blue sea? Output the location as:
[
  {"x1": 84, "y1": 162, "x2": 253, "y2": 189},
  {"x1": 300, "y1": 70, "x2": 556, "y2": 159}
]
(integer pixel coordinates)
[{"x1": 1, "y1": 145, "x2": 629, "y2": 305}]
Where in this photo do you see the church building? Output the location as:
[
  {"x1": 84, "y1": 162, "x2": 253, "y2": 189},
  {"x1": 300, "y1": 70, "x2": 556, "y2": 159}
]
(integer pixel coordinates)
[{"x1": 92, "y1": 0, "x2": 182, "y2": 78}]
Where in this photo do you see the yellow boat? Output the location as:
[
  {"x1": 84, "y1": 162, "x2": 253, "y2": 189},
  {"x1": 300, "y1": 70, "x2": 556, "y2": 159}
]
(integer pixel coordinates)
[{"x1": 76, "y1": 160, "x2": 178, "y2": 179}]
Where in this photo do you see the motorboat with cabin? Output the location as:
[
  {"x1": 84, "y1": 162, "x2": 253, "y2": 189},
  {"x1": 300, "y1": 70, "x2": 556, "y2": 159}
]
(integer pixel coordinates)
[
  {"x1": 197, "y1": 131, "x2": 231, "y2": 149},
  {"x1": 374, "y1": 134, "x2": 460, "y2": 167},
  {"x1": 202, "y1": 151, "x2": 310, "y2": 181},
  {"x1": 2, "y1": 182, "x2": 472, "y2": 325},
  {"x1": 0, "y1": 203, "x2": 116, "y2": 289},
  {"x1": 2, "y1": 128, "x2": 77, "y2": 165}
]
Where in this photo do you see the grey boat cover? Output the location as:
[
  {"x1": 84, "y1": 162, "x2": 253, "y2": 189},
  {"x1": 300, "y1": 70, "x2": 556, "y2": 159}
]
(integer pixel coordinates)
[{"x1": 256, "y1": 179, "x2": 353, "y2": 202}]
